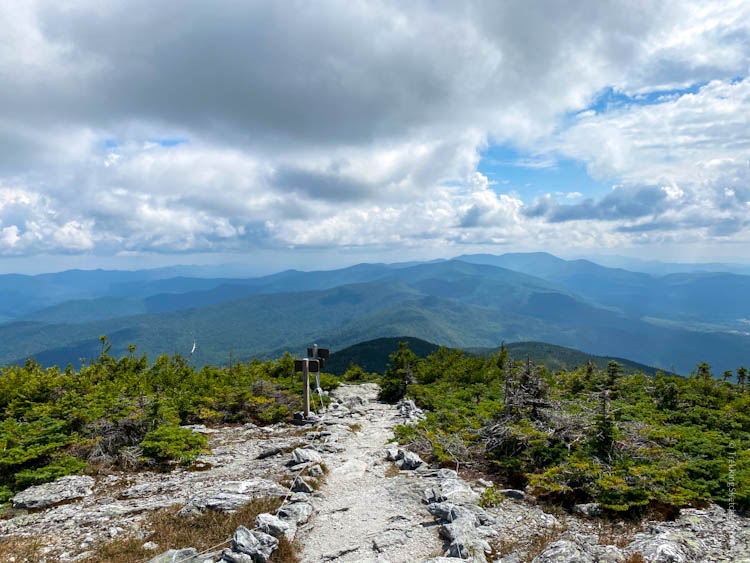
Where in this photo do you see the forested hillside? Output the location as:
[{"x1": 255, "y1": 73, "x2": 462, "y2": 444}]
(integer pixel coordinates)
[
  {"x1": 327, "y1": 337, "x2": 661, "y2": 376},
  {"x1": 1, "y1": 255, "x2": 748, "y2": 374}
]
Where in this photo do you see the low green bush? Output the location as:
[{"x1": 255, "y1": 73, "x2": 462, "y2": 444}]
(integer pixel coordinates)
[
  {"x1": 0, "y1": 341, "x2": 337, "y2": 501},
  {"x1": 140, "y1": 424, "x2": 208, "y2": 464}
]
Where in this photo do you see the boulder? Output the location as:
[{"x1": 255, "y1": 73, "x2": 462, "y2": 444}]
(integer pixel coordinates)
[
  {"x1": 385, "y1": 447, "x2": 402, "y2": 461},
  {"x1": 427, "y1": 501, "x2": 460, "y2": 522},
  {"x1": 221, "y1": 549, "x2": 255, "y2": 563},
  {"x1": 147, "y1": 548, "x2": 198, "y2": 563},
  {"x1": 531, "y1": 540, "x2": 594, "y2": 563},
  {"x1": 277, "y1": 501, "x2": 313, "y2": 524},
  {"x1": 11, "y1": 475, "x2": 95, "y2": 509},
  {"x1": 396, "y1": 451, "x2": 423, "y2": 470},
  {"x1": 440, "y1": 516, "x2": 477, "y2": 543},
  {"x1": 440, "y1": 477, "x2": 479, "y2": 503},
  {"x1": 397, "y1": 398, "x2": 425, "y2": 419},
  {"x1": 254, "y1": 513, "x2": 290, "y2": 538},
  {"x1": 447, "y1": 537, "x2": 490, "y2": 561},
  {"x1": 288, "y1": 492, "x2": 311, "y2": 503},
  {"x1": 291, "y1": 447, "x2": 322, "y2": 464},
  {"x1": 231, "y1": 526, "x2": 278, "y2": 563},
  {"x1": 590, "y1": 545, "x2": 625, "y2": 563},
  {"x1": 427, "y1": 501, "x2": 478, "y2": 525},
  {"x1": 626, "y1": 531, "x2": 707, "y2": 563}
]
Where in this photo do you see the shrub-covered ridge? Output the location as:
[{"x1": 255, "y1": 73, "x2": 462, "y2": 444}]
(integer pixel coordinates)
[
  {"x1": 0, "y1": 337, "x2": 338, "y2": 504},
  {"x1": 383, "y1": 342, "x2": 750, "y2": 514}
]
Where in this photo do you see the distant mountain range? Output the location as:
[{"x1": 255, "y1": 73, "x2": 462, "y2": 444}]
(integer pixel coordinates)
[
  {"x1": 326, "y1": 336, "x2": 661, "y2": 377},
  {"x1": 0, "y1": 253, "x2": 748, "y2": 374}
]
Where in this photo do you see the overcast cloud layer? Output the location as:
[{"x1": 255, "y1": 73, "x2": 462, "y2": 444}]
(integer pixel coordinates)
[{"x1": 1, "y1": 0, "x2": 749, "y2": 263}]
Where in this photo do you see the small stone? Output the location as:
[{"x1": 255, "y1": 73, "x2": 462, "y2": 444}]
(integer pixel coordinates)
[
  {"x1": 291, "y1": 476, "x2": 314, "y2": 493},
  {"x1": 308, "y1": 464, "x2": 324, "y2": 477},
  {"x1": 256, "y1": 447, "x2": 282, "y2": 459},
  {"x1": 142, "y1": 541, "x2": 159, "y2": 551}
]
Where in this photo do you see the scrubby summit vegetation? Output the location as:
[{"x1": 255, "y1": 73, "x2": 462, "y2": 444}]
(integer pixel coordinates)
[
  {"x1": 383, "y1": 343, "x2": 750, "y2": 514},
  {"x1": 0, "y1": 336, "x2": 338, "y2": 505}
]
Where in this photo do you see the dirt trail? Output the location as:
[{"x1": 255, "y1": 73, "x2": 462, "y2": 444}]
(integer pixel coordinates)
[{"x1": 297, "y1": 384, "x2": 442, "y2": 563}]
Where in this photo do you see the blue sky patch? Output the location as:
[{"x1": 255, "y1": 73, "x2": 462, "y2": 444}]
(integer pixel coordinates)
[
  {"x1": 149, "y1": 138, "x2": 189, "y2": 147},
  {"x1": 478, "y1": 144, "x2": 607, "y2": 202}
]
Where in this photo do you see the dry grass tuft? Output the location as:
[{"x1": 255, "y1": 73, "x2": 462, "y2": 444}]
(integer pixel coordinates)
[
  {"x1": 0, "y1": 536, "x2": 42, "y2": 562},
  {"x1": 384, "y1": 462, "x2": 400, "y2": 478},
  {"x1": 81, "y1": 497, "x2": 297, "y2": 563},
  {"x1": 624, "y1": 553, "x2": 645, "y2": 563},
  {"x1": 598, "y1": 520, "x2": 643, "y2": 548},
  {"x1": 489, "y1": 522, "x2": 568, "y2": 562}
]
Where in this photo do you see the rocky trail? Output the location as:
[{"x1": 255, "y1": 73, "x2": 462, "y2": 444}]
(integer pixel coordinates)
[
  {"x1": 296, "y1": 384, "x2": 441, "y2": 562},
  {"x1": 2, "y1": 383, "x2": 749, "y2": 563}
]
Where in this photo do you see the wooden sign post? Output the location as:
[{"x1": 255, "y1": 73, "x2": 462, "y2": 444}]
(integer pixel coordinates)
[{"x1": 295, "y1": 344, "x2": 329, "y2": 419}]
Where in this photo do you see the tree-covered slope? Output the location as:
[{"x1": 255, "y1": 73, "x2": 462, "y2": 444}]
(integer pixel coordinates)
[{"x1": 327, "y1": 337, "x2": 661, "y2": 376}]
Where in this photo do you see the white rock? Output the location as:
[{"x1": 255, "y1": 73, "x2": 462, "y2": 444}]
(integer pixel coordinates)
[{"x1": 291, "y1": 448, "x2": 322, "y2": 464}]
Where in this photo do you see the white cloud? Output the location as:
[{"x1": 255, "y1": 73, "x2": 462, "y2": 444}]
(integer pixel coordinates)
[{"x1": 0, "y1": 1, "x2": 748, "y2": 259}]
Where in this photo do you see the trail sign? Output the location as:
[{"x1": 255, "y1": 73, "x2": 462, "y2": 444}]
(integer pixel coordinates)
[
  {"x1": 295, "y1": 344, "x2": 329, "y2": 419},
  {"x1": 307, "y1": 347, "x2": 329, "y2": 359}
]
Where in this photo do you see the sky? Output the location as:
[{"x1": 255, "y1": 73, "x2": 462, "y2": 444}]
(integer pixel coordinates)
[{"x1": 1, "y1": 0, "x2": 749, "y2": 273}]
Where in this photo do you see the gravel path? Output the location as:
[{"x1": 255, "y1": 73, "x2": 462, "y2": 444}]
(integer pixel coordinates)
[{"x1": 297, "y1": 384, "x2": 442, "y2": 563}]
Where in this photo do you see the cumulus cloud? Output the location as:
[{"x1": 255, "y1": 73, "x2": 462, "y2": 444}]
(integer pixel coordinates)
[{"x1": 0, "y1": 0, "x2": 748, "y2": 257}]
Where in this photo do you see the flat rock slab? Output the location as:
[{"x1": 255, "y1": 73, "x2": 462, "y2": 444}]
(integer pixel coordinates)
[
  {"x1": 332, "y1": 458, "x2": 368, "y2": 479},
  {"x1": 179, "y1": 479, "x2": 286, "y2": 516},
  {"x1": 11, "y1": 475, "x2": 95, "y2": 509}
]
